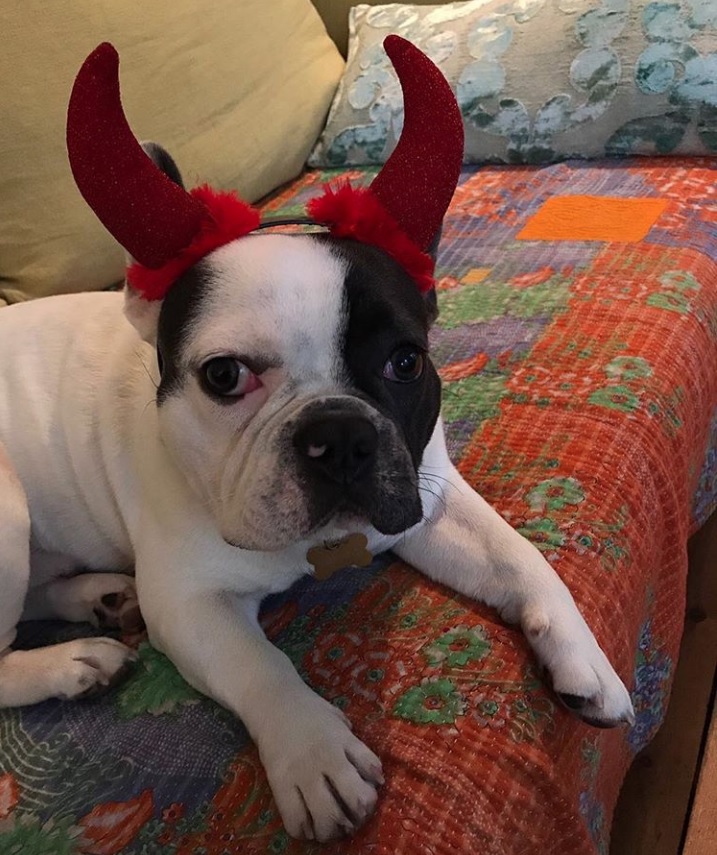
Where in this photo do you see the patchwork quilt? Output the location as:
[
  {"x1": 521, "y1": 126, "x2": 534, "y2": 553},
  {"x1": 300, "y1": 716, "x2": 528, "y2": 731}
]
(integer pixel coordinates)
[{"x1": 1, "y1": 157, "x2": 716, "y2": 855}]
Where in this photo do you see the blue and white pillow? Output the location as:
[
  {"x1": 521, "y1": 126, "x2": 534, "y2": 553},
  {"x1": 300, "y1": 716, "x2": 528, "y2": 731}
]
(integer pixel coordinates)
[{"x1": 309, "y1": 0, "x2": 717, "y2": 166}]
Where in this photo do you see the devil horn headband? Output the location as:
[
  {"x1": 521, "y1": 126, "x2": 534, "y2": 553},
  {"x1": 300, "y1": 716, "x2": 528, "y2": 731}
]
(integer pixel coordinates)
[{"x1": 67, "y1": 36, "x2": 464, "y2": 300}]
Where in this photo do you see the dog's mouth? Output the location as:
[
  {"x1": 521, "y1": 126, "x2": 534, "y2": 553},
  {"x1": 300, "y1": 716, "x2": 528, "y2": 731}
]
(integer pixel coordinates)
[
  {"x1": 222, "y1": 490, "x2": 422, "y2": 552},
  {"x1": 309, "y1": 483, "x2": 424, "y2": 539}
]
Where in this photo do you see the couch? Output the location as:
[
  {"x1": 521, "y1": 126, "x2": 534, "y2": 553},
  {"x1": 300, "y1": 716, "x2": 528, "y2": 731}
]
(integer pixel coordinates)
[{"x1": 1, "y1": 2, "x2": 716, "y2": 853}]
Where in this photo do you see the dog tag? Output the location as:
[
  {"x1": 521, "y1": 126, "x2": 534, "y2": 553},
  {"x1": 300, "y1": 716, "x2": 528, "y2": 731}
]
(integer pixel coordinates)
[{"x1": 307, "y1": 533, "x2": 373, "y2": 581}]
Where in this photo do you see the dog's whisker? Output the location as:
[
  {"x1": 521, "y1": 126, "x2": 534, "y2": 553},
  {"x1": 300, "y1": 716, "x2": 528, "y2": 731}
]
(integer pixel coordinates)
[
  {"x1": 418, "y1": 475, "x2": 448, "y2": 499},
  {"x1": 418, "y1": 486, "x2": 447, "y2": 520},
  {"x1": 420, "y1": 472, "x2": 459, "y2": 498},
  {"x1": 135, "y1": 349, "x2": 159, "y2": 391},
  {"x1": 418, "y1": 484, "x2": 446, "y2": 514},
  {"x1": 419, "y1": 470, "x2": 453, "y2": 486}
]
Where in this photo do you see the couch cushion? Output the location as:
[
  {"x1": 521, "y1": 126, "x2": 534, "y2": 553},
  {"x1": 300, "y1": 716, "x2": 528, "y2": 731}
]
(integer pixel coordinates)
[
  {"x1": 0, "y1": 0, "x2": 343, "y2": 302},
  {"x1": 309, "y1": 0, "x2": 717, "y2": 167}
]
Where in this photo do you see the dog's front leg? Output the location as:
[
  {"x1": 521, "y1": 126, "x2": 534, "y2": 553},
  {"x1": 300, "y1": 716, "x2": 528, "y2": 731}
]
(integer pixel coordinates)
[
  {"x1": 140, "y1": 580, "x2": 382, "y2": 841},
  {"x1": 396, "y1": 463, "x2": 635, "y2": 727}
]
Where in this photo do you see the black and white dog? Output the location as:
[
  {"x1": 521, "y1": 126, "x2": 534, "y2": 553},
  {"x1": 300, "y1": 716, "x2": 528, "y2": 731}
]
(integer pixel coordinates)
[{"x1": 0, "y1": 38, "x2": 633, "y2": 841}]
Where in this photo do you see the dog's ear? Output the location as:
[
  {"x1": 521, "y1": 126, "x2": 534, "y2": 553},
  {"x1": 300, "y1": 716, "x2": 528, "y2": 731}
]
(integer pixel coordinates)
[
  {"x1": 123, "y1": 142, "x2": 185, "y2": 343},
  {"x1": 424, "y1": 225, "x2": 443, "y2": 326},
  {"x1": 140, "y1": 142, "x2": 185, "y2": 189}
]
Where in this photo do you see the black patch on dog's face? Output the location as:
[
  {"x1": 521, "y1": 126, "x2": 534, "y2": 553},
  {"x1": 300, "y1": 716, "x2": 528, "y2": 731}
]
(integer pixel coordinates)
[
  {"x1": 156, "y1": 262, "x2": 214, "y2": 404},
  {"x1": 289, "y1": 236, "x2": 441, "y2": 535},
  {"x1": 324, "y1": 237, "x2": 442, "y2": 468},
  {"x1": 345, "y1": 247, "x2": 441, "y2": 468}
]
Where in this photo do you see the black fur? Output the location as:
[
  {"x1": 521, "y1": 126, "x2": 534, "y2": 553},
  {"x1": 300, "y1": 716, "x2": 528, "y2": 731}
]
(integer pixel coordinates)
[
  {"x1": 142, "y1": 142, "x2": 185, "y2": 188},
  {"x1": 287, "y1": 236, "x2": 441, "y2": 534},
  {"x1": 317, "y1": 236, "x2": 442, "y2": 469},
  {"x1": 156, "y1": 262, "x2": 214, "y2": 404}
]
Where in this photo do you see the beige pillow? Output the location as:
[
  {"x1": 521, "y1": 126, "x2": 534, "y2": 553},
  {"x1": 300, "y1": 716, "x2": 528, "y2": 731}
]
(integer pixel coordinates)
[{"x1": 0, "y1": 0, "x2": 343, "y2": 301}]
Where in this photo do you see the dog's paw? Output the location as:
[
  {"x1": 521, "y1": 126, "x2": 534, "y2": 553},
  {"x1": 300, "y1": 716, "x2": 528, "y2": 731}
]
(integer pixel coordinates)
[
  {"x1": 522, "y1": 599, "x2": 635, "y2": 728},
  {"x1": 53, "y1": 573, "x2": 144, "y2": 633},
  {"x1": 51, "y1": 638, "x2": 137, "y2": 700},
  {"x1": 260, "y1": 694, "x2": 383, "y2": 841}
]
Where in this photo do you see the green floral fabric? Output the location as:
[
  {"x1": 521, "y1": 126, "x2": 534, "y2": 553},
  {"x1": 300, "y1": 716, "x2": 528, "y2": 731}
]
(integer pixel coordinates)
[{"x1": 309, "y1": 0, "x2": 717, "y2": 166}]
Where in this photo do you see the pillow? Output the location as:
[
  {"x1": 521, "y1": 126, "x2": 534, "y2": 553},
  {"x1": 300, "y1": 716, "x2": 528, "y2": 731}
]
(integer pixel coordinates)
[
  {"x1": 310, "y1": 0, "x2": 442, "y2": 56},
  {"x1": 0, "y1": 0, "x2": 344, "y2": 302},
  {"x1": 309, "y1": 0, "x2": 717, "y2": 167}
]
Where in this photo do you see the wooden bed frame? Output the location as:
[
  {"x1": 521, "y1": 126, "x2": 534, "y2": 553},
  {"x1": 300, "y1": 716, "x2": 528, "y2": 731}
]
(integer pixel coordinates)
[{"x1": 611, "y1": 510, "x2": 717, "y2": 854}]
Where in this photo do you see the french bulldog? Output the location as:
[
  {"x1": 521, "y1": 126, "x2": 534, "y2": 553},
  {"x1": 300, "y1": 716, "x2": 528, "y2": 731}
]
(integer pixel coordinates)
[{"x1": 0, "y1": 37, "x2": 634, "y2": 841}]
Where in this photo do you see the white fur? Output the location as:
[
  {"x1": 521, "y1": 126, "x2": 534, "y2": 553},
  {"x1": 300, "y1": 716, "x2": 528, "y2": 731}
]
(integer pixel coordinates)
[
  {"x1": 156, "y1": 236, "x2": 355, "y2": 550},
  {"x1": 0, "y1": 235, "x2": 633, "y2": 841}
]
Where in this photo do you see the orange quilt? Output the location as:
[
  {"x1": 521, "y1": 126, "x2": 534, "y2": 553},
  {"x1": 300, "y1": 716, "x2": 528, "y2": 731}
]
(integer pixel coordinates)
[{"x1": 1, "y1": 157, "x2": 716, "y2": 855}]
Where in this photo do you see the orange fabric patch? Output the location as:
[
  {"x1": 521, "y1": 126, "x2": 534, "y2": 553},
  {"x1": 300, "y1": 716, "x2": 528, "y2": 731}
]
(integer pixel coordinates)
[
  {"x1": 462, "y1": 267, "x2": 491, "y2": 285},
  {"x1": 436, "y1": 274, "x2": 461, "y2": 291},
  {"x1": 518, "y1": 195, "x2": 668, "y2": 242},
  {"x1": 439, "y1": 352, "x2": 489, "y2": 382}
]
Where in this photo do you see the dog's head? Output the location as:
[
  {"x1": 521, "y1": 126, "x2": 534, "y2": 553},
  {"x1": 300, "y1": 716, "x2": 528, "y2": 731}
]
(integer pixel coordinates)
[
  {"x1": 151, "y1": 194, "x2": 441, "y2": 549},
  {"x1": 66, "y1": 38, "x2": 463, "y2": 550}
]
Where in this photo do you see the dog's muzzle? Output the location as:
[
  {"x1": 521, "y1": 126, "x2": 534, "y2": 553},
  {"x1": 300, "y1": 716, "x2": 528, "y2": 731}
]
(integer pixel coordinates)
[{"x1": 288, "y1": 399, "x2": 423, "y2": 537}]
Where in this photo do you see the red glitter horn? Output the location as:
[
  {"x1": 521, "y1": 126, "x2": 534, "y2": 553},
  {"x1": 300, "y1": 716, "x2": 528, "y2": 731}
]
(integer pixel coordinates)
[
  {"x1": 371, "y1": 35, "x2": 464, "y2": 251},
  {"x1": 67, "y1": 43, "x2": 208, "y2": 268},
  {"x1": 308, "y1": 35, "x2": 464, "y2": 292},
  {"x1": 67, "y1": 43, "x2": 260, "y2": 299}
]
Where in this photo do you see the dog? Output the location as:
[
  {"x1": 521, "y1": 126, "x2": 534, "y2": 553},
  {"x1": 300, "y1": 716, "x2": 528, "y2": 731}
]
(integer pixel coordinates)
[{"x1": 0, "y1": 37, "x2": 634, "y2": 841}]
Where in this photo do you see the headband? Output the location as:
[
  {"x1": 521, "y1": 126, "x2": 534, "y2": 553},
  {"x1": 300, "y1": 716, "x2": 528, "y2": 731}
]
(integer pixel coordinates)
[{"x1": 67, "y1": 36, "x2": 464, "y2": 300}]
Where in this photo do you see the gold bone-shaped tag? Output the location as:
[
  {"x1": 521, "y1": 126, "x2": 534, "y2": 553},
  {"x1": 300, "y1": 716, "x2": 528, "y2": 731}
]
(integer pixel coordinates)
[{"x1": 307, "y1": 533, "x2": 373, "y2": 581}]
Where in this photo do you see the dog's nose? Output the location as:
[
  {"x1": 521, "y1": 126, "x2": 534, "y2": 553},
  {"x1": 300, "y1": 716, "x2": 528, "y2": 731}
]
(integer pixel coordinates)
[{"x1": 294, "y1": 415, "x2": 378, "y2": 485}]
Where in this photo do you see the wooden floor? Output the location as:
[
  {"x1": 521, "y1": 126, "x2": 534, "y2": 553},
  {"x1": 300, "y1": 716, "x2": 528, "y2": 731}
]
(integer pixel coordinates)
[
  {"x1": 683, "y1": 709, "x2": 717, "y2": 855},
  {"x1": 610, "y1": 511, "x2": 717, "y2": 855}
]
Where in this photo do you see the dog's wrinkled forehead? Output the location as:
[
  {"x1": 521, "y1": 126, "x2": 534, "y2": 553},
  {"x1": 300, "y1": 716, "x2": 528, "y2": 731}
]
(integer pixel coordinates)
[{"x1": 155, "y1": 232, "x2": 430, "y2": 402}]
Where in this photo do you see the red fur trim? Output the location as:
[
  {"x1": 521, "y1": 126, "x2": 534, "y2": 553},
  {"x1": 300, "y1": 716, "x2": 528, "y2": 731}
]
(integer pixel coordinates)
[
  {"x1": 307, "y1": 183, "x2": 435, "y2": 293},
  {"x1": 127, "y1": 186, "x2": 261, "y2": 300}
]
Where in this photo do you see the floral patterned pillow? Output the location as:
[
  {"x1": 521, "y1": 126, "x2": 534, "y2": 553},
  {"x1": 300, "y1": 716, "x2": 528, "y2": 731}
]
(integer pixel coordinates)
[{"x1": 308, "y1": 0, "x2": 717, "y2": 166}]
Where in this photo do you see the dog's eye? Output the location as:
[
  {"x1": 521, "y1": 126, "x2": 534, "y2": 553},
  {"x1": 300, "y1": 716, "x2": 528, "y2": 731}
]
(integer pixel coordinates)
[
  {"x1": 383, "y1": 347, "x2": 425, "y2": 383},
  {"x1": 200, "y1": 357, "x2": 261, "y2": 398}
]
